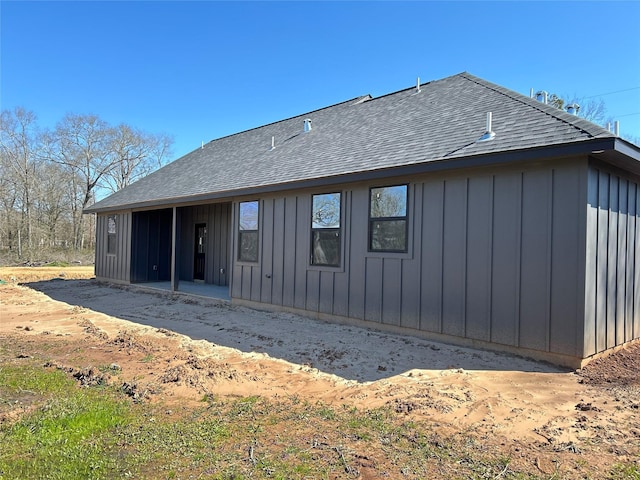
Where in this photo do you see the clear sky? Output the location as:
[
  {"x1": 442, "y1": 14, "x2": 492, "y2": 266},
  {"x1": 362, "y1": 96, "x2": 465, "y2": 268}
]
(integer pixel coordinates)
[{"x1": 2, "y1": 0, "x2": 639, "y2": 163}]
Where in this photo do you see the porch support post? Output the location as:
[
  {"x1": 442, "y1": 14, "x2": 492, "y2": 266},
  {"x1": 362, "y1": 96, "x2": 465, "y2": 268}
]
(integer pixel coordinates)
[{"x1": 171, "y1": 206, "x2": 179, "y2": 292}]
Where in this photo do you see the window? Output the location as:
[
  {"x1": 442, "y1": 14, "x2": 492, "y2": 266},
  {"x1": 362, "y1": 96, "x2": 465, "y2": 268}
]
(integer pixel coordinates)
[
  {"x1": 238, "y1": 201, "x2": 259, "y2": 262},
  {"x1": 369, "y1": 185, "x2": 408, "y2": 252},
  {"x1": 107, "y1": 215, "x2": 117, "y2": 255},
  {"x1": 311, "y1": 192, "x2": 341, "y2": 266}
]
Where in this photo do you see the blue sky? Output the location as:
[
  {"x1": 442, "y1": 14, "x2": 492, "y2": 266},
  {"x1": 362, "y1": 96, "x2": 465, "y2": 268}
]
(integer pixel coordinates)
[{"x1": 2, "y1": 0, "x2": 639, "y2": 162}]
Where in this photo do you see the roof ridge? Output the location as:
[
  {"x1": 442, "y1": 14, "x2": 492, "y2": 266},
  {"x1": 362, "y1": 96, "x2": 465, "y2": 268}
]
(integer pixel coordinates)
[
  {"x1": 351, "y1": 73, "x2": 466, "y2": 105},
  {"x1": 206, "y1": 73, "x2": 464, "y2": 147},
  {"x1": 199, "y1": 94, "x2": 372, "y2": 148},
  {"x1": 459, "y1": 72, "x2": 614, "y2": 139}
]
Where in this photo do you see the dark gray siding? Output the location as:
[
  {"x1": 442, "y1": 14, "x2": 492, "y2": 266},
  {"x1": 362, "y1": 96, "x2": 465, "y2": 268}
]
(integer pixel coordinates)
[
  {"x1": 178, "y1": 203, "x2": 231, "y2": 285},
  {"x1": 95, "y1": 212, "x2": 131, "y2": 283},
  {"x1": 231, "y1": 159, "x2": 589, "y2": 358},
  {"x1": 584, "y1": 163, "x2": 639, "y2": 357}
]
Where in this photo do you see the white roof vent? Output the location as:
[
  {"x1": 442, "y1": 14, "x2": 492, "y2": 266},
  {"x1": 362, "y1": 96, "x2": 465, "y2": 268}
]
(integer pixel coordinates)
[
  {"x1": 535, "y1": 91, "x2": 548, "y2": 104},
  {"x1": 476, "y1": 112, "x2": 496, "y2": 142},
  {"x1": 566, "y1": 103, "x2": 580, "y2": 115},
  {"x1": 304, "y1": 119, "x2": 312, "y2": 132}
]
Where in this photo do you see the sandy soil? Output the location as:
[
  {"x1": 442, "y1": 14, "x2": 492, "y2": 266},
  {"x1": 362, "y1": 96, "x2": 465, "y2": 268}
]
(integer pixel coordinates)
[{"x1": 1, "y1": 266, "x2": 639, "y2": 477}]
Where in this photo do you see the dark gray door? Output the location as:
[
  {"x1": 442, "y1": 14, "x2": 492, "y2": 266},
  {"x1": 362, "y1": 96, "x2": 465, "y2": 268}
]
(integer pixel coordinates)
[{"x1": 194, "y1": 223, "x2": 207, "y2": 280}]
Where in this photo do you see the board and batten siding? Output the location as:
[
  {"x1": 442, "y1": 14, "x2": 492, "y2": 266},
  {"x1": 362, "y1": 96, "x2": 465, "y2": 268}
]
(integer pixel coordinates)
[
  {"x1": 584, "y1": 163, "x2": 639, "y2": 357},
  {"x1": 231, "y1": 158, "x2": 589, "y2": 360},
  {"x1": 95, "y1": 211, "x2": 132, "y2": 283},
  {"x1": 178, "y1": 203, "x2": 231, "y2": 285}
]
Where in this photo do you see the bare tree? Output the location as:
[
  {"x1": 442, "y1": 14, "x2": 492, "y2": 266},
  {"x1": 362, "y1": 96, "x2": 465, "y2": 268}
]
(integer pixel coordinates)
[
  {"x1": 0, "y1": 108, "x2": 173, "y2": 261},
  {"x1": 102, "y1": 124, "x2": 172, "y2": 193},
  {"x1": 0, "y1": 152, "x2": 19, "y2": 253},
  {"x1": 548, "y1": 93, "x2": 612, "y2": 127},
  {"x1": 45, "y1": 113, "x2": 117, "y2": 249},
  {"x1": 625, "y1": 134, "x2": 640, "y2": 147},
  {"x1": 33, "y1": 161, "x2": 71, "y2": 248},
  {"x1": 0, "y1": 108, "x2": 41, "y2": 258}
]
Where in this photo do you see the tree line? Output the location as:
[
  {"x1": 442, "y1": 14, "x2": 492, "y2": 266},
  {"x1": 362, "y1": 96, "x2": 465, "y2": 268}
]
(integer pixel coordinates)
[
  {"x1": 547, "y1": 93, "x2": 639, "y2": 144},
  {"x1": 0, "y1": 107, "x2": 173, "y2": 263}
]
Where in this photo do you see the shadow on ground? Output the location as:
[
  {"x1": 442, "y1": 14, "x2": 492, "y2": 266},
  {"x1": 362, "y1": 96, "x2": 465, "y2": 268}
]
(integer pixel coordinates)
[{"x1": 24, "y1": 278, "x2": 567, "y2": 382}]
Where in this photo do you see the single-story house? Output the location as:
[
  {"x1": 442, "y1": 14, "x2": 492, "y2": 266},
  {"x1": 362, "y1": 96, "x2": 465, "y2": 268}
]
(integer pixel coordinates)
[{"x1": 84, "y1": 72, "x2": 640, "y2": 368}]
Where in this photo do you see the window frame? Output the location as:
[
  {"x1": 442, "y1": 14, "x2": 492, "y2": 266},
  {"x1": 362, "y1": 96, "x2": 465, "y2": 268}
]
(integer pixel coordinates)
[
  {"x1": 368, "y1": 184, "x2": 409, "y2": 253},
  {"x1": 106, "y1": 215, "x2": 117, "y2": 256},
  {"x1": 237, "y1": 200, "x2": 260, "y2": 263},
  {"x1": 310, "y1": 192, "x2": 342, "y2": 267}
]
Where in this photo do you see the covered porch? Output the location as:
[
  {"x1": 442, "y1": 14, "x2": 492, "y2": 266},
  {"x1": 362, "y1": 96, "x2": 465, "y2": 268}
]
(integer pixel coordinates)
[{"x1": 130, "y1": 203, "x2": 232, "y2": 296}]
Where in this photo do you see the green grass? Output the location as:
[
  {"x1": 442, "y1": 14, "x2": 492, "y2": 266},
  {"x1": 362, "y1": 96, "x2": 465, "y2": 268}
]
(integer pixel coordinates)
[
  {"x1": 0, "y1": 365, "x2": 128, "y2": 479},
  {"x1": 0, "y1": 364, "x2": 70, "y2": 397},
  {"x1": 44, "y1": 261, "x2": 70, "y2": 267},
  {"x1": 141, "y1": 353, "x2": 154, "y2": 363},
  {"x1": 1, "y1": 362, "x2": 636, "y2": 479},
  {"x1": 610, "y1": 463, "x2": 640, "y2": 480}
]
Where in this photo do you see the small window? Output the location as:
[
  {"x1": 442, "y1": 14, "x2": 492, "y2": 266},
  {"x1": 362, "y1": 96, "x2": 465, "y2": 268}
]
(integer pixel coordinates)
[
  {"x1": 238, "y1": 201, "x2": 259, "y2": 262},
  {"x1": 369, "y1": 185, "x2": 408, "y2": 252},
  {"x1": 311, "y1": 192, "x2": 341, "y2": 266},
  {"x1": 107, "y1": 215, "x2": 117, "y2": 255}
]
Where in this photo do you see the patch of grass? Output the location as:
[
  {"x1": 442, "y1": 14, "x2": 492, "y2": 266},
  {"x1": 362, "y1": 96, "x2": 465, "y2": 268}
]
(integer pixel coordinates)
[
  {"x1": 45, "y1": 261, "x2": 70, "y2": 267},
  {"x1": 230, "y1": 395, "x2": 261, "y2": 417},
  {"x1": 0, "y1": 365, "x2": 129, "y2": 480},
  {"x1": 0, "y1": 364, "x2": 71, "y2": 397},
  {"x1": 0, "y1": 362, "x2": 625, "y2": 479},
  {"x1": 610, "y1": 463, "x2": 640, "y2": 479},
  {"x1": 119, "y1": 411, "x2": 230, "y2": 476},
  {"x1": 141, "y1": 353, "x2": 154, "y2": 363},
  {"x1": 345, "y1": 406, "x2": 393, "y2": 441}
]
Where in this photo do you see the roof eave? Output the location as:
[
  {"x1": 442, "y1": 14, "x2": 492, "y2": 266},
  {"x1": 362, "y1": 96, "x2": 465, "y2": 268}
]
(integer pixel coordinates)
[{"x1": 84, "y1": 137, "x2": 637, "y2": 215}]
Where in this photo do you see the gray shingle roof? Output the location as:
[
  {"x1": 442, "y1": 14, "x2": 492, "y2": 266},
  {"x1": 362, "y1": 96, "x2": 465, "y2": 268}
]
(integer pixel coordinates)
[{"x1": 86, "y1": 72, "x2": 618, "y2": 213}]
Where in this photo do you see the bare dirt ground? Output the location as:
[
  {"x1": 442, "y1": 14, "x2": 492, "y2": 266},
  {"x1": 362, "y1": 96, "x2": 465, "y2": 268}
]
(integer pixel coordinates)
[{"x1": 1, "y1": 266, "x2": 639, "y2": 478}]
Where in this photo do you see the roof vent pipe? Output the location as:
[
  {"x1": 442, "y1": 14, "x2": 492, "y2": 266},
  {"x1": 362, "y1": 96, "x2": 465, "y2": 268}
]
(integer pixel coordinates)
[
  {"x1": 416, "y1": 77, "x2": 421, "y2": 93},
  {"x1": 304, "y1": 119, "x2": 312, "y2": 132},
  {"x1": 530, "y1": 88, "x2": 534, "y2": 98},
  {"x1": 606, "y1": 122, "x2": 611, "y2": 132},
  {"x1": 566, "y1": 103, "x2": 580, "y2": 115},
  {"x1": 614, "y1": 121, "x2": 620, "y2": 136},
  {"x1": 477, "y1": 112, "x2": 496, "y2": 142},
  {"x1": 271, "y1": 136, "x2": 275, "y2": 150},
  {"x1": 535, "y1": 91, "x2": 548, "y2": 104}
]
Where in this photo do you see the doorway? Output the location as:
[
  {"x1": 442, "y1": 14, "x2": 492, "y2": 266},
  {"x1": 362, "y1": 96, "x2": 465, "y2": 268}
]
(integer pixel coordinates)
[{"x1": 193, "y1": 223, "x2": 207, "y2": 281}]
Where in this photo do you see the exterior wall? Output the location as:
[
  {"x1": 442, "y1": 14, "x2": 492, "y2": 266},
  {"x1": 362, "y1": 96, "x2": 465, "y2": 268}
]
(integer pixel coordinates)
[
  {"x1": 178, "y1": 203, "x2": 231, "y2": 285},
  {"x1": 95, "y1": 211, "x2": 132, "y2": 283},
  {"x1": 584, "y1": 162, "x2": 640, "y2": 357},
  {"x1": 231, "y1": 158, "x2": 588, "y2": 361}
]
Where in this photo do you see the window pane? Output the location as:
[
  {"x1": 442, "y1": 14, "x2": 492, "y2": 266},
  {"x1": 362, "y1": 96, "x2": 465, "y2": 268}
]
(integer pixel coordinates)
[
  {"x1": 107, "y1": 215, "x2": 117, "y2": 254},
  {"x1": 107, "y1": 216, "x2": 117, "y2": 234},
  {"x1": 239, "y1": 231, "x2": 258, "y2": 262},
  {"x1": 370, "y1": 185, "x2": 407, "y2": 218},
  {"x1": 107, "y1": 234, "x2": 116, "y2": 255},
  {"x1": 311, "y1": 229, "x2": 340, "y2": 266},
  {"x1": 370, "y1": 220, "x2": 407, "y2": 251},
  {"x1": 312, "y1": 193, "x2": 341, "y2": 229},
  {"x1": 239, "y1": 201, "x2": 259, "y2": 230}
]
